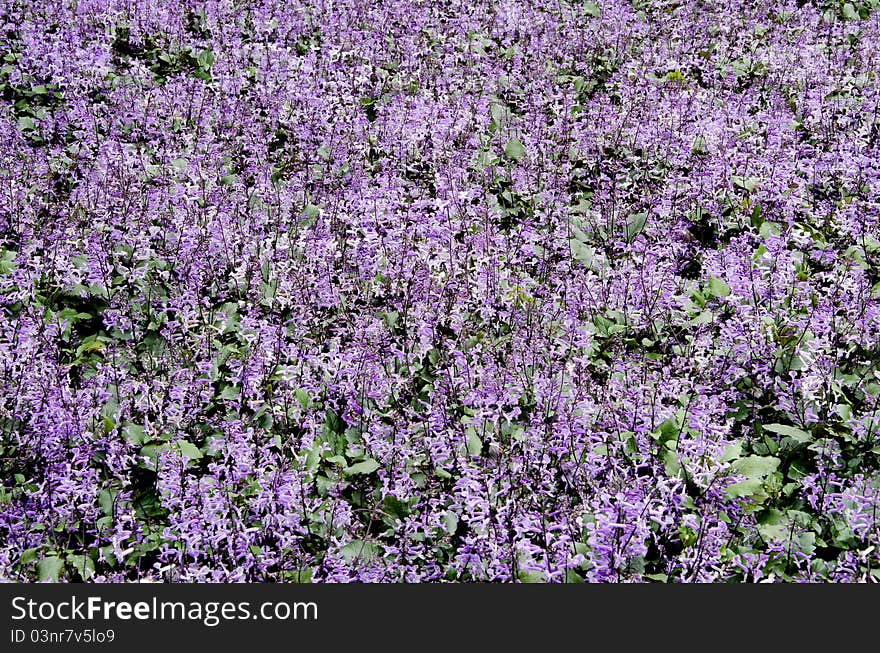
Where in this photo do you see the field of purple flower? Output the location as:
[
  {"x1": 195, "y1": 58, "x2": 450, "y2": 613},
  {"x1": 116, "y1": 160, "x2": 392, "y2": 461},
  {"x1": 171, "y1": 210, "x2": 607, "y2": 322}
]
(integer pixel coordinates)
[{"x1": 1, "y1": 0, "x2": 879, "y2": 582}]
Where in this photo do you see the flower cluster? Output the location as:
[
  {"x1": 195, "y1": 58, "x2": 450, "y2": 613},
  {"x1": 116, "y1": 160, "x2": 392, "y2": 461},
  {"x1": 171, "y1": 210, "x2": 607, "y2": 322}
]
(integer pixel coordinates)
[{"x1": 1, "y1": 0, "x2": 879, "y2": 582}]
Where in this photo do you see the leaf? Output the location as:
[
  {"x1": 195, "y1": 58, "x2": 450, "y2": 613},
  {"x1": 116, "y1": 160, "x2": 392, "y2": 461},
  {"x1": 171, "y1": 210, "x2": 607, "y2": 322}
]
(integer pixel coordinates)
[
  {"x1": 344, "y1": 458, "x2": 380, "y2": 476},
  {"x1": 570, "y1": 239, "x2": 595, "y2": 266},
  {"x1": 731, "y1": 175, "x2": 760, "y2": 192},
  {"x1": 707, "y1": 276, "x2": 731, "y2": 298},
  {"x1": 197, "y1": 49, "x2": 214, "y2": 68},
  {"x1": 0, "y1": 248, "x2": 16, "y2": 275},
  {"x1": 17, "y1": 116, "x2": 36, "y2": 131},
  {"x1": 139, "y1": 443, "x2": 169, "y2": 470},
  {"x1": 689, "y1": 310, "x2": 713, "y2": 326},
  {"x1": 37, "y1": 556, "x2": 64, "y2": 582},
  {"x1": 731, "y1": 455, "x2": 780, "y2": 479},
  {"x1": 504, "y1": 138, "x2": 525, "y2": 161},
  {"x1": 725, "y1": 478, "x2": 764, "y2": 499},
  {"x1": 517, "y1": 569, "x2": 545, "y2": 583},
  {"x1": 20, "y1": 548, "x2": 39, "y2": 565},
  {"x1": 584, "y1": 1, "x2": 600, "y2": 17},
  {"x1": 123, "y1": 424, "x2": 147, "y2": 445},
  {"x1": 295, "y1": 388, "x2": 311, "y2": 409},
  {"x1": 287, "y1": 568, "x2": 313, "y2": 583},
  {"x1": 176, "y1": 440, "x2": 203, "y2": 460},
  {"x1": 383, "y1": 495, "x2": 410, "y2": 521},
  {"x1": 650, "y1": 418, "x2": 681, "y2": 446},
  {"x1": 722, "y1": 442, "x2": 742, "y2": 462},
  {"x1": 662, "y1": 449, "x2": 681, "y2": 477},
  {"x1": 565, "y1": 568, "x2": 585, "y2": 583},
  {"x1": 758, "y1": 221, "x2": 780, "y2": 239},
  {"x1": 302, "y1": 204, "x2": 321, "y2": 221},
  {"x1": 75, "y1": 335, "x2": 107, "y2": 357},
  {"x1": 339, "y1": 540, "x2": 381, "y2": 564},
  {"x1": 71, "y1": 555, "x2": 95, "y2": 580},
  {"x1": 98, "y1": 489, "x2": 117, "y2": 516},
  {"x1": 625, "y1": 212, "x2": 648, "y2": 241},
  {"x1": 219, "y1": 384, "x2": 240, "y2": 401},
  {"x1": 763, "y1": 423, "x2": 812, "y2": 443},
  {"x1": 466, "y1": 427, "x2": 483, "y2": 456},
  {"x1": 489, "y1": 102, "x2": 505, "y2": 130},
  {"x1": 797, "y1": 532, "x2": 816, "y2": 555},
  {"x1": 691, "y1": 135, "x2": 708, "y2": 155}
]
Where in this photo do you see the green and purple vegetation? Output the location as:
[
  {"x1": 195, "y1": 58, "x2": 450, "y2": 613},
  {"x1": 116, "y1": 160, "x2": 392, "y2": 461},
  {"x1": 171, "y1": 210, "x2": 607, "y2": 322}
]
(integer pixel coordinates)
[{"x1": 2, "y1": 0, "x2": 880, "y2": 582}]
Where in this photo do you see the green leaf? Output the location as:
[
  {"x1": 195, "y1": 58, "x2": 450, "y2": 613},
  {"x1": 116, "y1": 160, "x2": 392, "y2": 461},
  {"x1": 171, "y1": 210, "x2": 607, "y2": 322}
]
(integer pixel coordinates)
[
  {"x1": 731, "y1": 455, "x2": 780, "y2": 479},
  {"x1": 564, "y1": 568, "x2": 585, "y2": 583},
  {"x1": 219, "y1": 384, "x2": 240, "y2": 401},
  {"x1": 650, "y1": 417, "x2": 681, "y2": 446},
  {"x1": 344, "y1": 458, "x2": 380, "y2": 476},
  {"x1": 662, "y1": 449, "x2": 680, "y2": 477},
  {"x1": 324, "y1": 454, "x2": 347, "y2": 467},
  {"x1": 689, "y1": 310, "x2": 713, "y2": 326},
  {"x1": 176, "y1": 440, "x2": 203, "y2": 460},
  {"x1": 139, "y1": 443, "x2": 169, "y2": 470},
  {"x1": 763, "y1": 423, "x2": 812, "y2": 443},
  {"x1": 443, "y1": 511, "x2": 459, "y2": 534},
  {"x1": 295, "y1": 388, "x2": 311, "y2": 409},
  {"x1": 123, "y1": 424, "x2": 147, "y2": 445},
  {"x1": 305, "y1": 444, "x2": 321, "y2": 471},
  {"x1": 37, "y1": 556, "x2": 64, "y2": 582},
  {"x1": 758, "y1": 221, "x2": 781, "y2": 239},
  {"x1": 584, "y1": 1, "x2": 601, "y2": 17},
  {"x1": 625, "y1": 212, "x2": 648, "y2": 241},
  {"x1": 98, "y1": 489, "x2": 117, "y2": 516},
  {"x1": 721, "y1": 442, "x2": 742, "y2": 462},
  {"x1": 707, "y1": 276, "x2": 731, "y2": 298},
  {"x1": 797, "y1": 532, "x2": 816, "y2": 555},
  {"x1": 75, "y1": 335, "x2": 107, "y2": 357},
  {"x1": 570, "y1": 239, "x2": 595, "y2": 266},
  {"x1": 725, "y1": 478, "x2": 764, "y2": 499},
  {"x1": 197, "y1": 49, "x2": 214, "y2": 68},
  {"x1": 466, "y1": 427, "x2": 483, "y2": 456},
  {"x1": 517, "y1": 569, "x2": 545, "y2": 583},
  {"x1": 339, "y1": 540, "x2": 381, "y2": 563},
  {"x1": 731, "y1": 175, "x2": 760, "y2": 192},
  {"x1": 70, "y1": 555, "x2": 95, "y2": 580},
  {"x1": 302, "y1": 204, "x2": 321, "y2": 221},
  {"x1": 20, "y1": 548, "x2": 39, "y2": 565},
  {"x1": 382, "y1": 495, "x2": 411, "y2": 522},
  {"x1": 435, "y1": 466, "x2": 452, "y2": 480},
  {"x1": 286, "y1": 567, "x2": 313, "y2": 583},
  {"x1": 504, "y1": 138, "x2": 525, "y2": 161},
  {"x1": 691, "y1": 135, "x2": 708, "y2": 155},
  {"x1": 489, "y1": 102, "x2": 505, "y2": 131},
  {"x1": 0, "y1": 249, "x2": 16, "y2": 275},
  {"x1": 17, "y1": 116, "x2": 35, "y2": 131}
]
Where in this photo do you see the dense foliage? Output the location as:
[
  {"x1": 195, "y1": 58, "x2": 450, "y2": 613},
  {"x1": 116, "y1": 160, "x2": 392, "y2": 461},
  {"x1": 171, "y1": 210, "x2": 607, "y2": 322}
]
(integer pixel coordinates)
[{"x1": 2, "y1": 0, "x2": 880, "y2": 582}]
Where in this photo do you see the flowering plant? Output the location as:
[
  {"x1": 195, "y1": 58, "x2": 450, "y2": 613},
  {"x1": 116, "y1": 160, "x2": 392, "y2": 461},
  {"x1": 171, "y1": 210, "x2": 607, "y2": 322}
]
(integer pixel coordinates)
[{"x1": 1, "y1": 0, "x2": 879, "y2": 582}]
